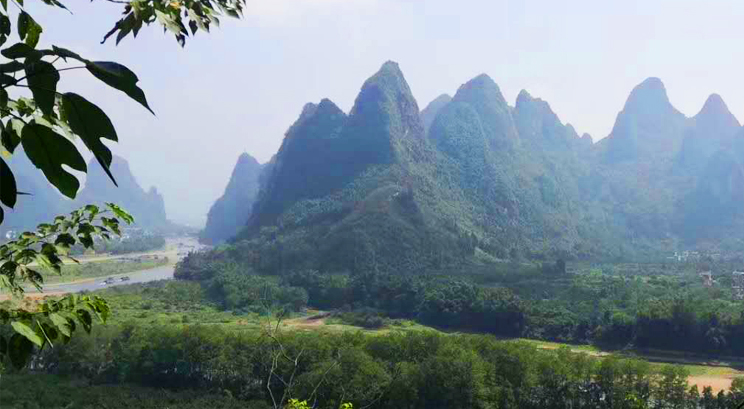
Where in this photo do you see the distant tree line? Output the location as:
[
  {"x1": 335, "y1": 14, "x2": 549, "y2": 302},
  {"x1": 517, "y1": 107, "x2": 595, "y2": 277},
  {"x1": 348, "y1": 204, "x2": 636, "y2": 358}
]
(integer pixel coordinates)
[
  {"x1": 70, "y1": 235, "x2": 166, "y2": 256},
  {"x1": 176, "y1": 251, "x2": 744, "y2": 357}
]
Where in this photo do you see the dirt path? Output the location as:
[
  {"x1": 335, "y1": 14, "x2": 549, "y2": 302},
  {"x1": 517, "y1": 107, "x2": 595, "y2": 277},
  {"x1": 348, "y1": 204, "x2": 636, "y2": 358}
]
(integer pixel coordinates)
[
  {"x1": 283, "y1": 313, "x2": 330, "y2": 330},
  {"x1": 689, "y1": 376, "x2": 736, "y2": 394}
]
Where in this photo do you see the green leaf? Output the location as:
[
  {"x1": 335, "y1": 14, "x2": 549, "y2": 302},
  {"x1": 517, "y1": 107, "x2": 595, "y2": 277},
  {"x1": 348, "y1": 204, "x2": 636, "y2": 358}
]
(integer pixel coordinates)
[
  {"x1": 225, "y1": 8, "x2": 240, "y2": 19},
  {"x1": 0, "y1": 61, "x2": 21, "y2": 72},
  {"x1": 37, "y1": 321, "x2": 54, "y2": 348},
  {"x1": 0, "y1": 13, "x2": 10, "y2": 36},
  {"x1": 1, "y1": 42, "x2": 40, "y2": 59},
  {"x1": 48, "y1": 313, "x2": 71, "y2": 337},
  {"x1": 155, "y1": 10, "x2": 185, "y2": 36},
  {"x1": 1, "y1": 119, "x2": 22, "y2": 153},
  {"x1": 24, "y1": 59, "x2": 59, "y2": 115},
  {"x1": 21, "y1": 123, "x2": 86, "y2": 198},
  {"x1": 0, "y1": 156, "x2": 16, "y2": 208},
  {"x1": 11, "y1": 320, "x2": 43, "y2": 347},
  {"x1": 54, "y1": 232, "x2": 75, "y2": 245},
  {"x1": 0, "y1": 334, "x2": 6, "y2": 355},
  {"x1": 8, "y1": 333, "x2": 34, "y2": 369},
  {"x1": 86, "y1": 61, "x2": 154, "y2": 114},
  {"x1": 75, "y1": 309, "x2": 92, "y2": 333},
  {"x1": 0, "y1": 0, "x2": 7, "y2": 11},
  {"x1": 24, "y1": 18, "x2": 42, "y2": 49},
  {"x1": 60, "y1": 93, "x2": 118, "y2": 187},
  {"x1": 115, "y1": 12, "x2": 136, "y2": 45},
  {"x1": 17, "y1": 11, "x2": 29, "y2": 40},
  {"x1": 16, "y1": 12, "x2": 42, "y2": 47},
  {"x1": 0, "y1": 72, "x2": 14, "y2": 85},
  {"x1": 187, "y1": 8, "x2": 208, "y2": 33},
  {"x1": 0, "y1": 88, "x2": 7, "y2": 108},
  {"x1": 35, "y1": 252, "x2": 53, "y2": 270},
  {"x1": 106, "y1": 203, "x2": 134, "y2": 224}
]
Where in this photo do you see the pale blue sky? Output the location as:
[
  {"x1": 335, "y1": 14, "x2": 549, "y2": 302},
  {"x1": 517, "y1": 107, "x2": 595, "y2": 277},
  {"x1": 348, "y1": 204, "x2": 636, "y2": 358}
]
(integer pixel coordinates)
[{"x1": 27, "y1": 0, "x2": 744, "y2": 225}]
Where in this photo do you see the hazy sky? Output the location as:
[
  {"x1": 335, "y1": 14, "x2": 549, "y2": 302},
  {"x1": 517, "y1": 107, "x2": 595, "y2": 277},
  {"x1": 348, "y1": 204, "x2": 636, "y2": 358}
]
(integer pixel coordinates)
[{"x1": 28, "y1": 0, "x2": 744, "y2": 225}]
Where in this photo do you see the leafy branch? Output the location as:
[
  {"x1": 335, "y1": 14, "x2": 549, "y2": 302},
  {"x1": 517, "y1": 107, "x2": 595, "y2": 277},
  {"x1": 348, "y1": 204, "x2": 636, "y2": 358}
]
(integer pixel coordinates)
[
  {"x1": 0, "y1": 203, "x2": 134, "y2": 369},
  {"x1": 0, "y1": 0, "x2": 246, "y2": 224},
  {"x1": 97, "y1": 0, "x2": 247, "y2": 47}
]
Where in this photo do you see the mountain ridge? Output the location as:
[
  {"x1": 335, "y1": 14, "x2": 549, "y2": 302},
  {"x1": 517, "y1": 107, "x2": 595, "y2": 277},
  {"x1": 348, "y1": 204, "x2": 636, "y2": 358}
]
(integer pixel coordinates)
[{"x1": 197, "y1": 67, "x2": 744, "y2": 266}]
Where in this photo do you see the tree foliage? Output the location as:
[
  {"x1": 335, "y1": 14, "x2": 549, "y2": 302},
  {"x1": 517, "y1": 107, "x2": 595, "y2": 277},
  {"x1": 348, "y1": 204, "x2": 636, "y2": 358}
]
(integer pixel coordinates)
[
  {"x1": 23, "y1": 319, "x2": 739, "y2": 409},
  {"x1": 0, "y1": 0, "x2": 247, "y2": 224},
  {"x1": 0, "y1": 203, "x2": 133, "y2": 369}
]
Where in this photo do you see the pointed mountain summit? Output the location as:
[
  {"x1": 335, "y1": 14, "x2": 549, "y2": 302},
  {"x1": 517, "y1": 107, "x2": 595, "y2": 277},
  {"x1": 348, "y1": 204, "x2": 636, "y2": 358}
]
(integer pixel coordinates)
[
  {"x1": 251, "y1": 61, "x2": 428, "y2": 232},
  {"x1": 677, "y1": 94, "x2": 741, "y2": 171},
  {"x1": 450, "y1": 74, "x2": 519, "y2": 151},
  {"x1": 344, "y1": 61, "x2": 426, "y2": 167},
  {"x1": 75, "y1": 156, "x2": 168, "y2": 228},
  {"x1": 514, "y1": 90, "x2": 578, "y2": 150},
  {"x1": 202, "y1": 65, "x2": 744, "y2": 268},
  {"x1": 242, "y1": 61, "x2": 472, "y2": 271},
  {"x1": 620, "y1": 77, "x2": 685, "y2": 131},
  {"x1": 622, "y1": 77, "x2": 679, "y2": 118},
  {"x1": 200, "y1": 153, "x2": 263, "y2": 244},
  {"x1": 693, "y1": 94, "x2": 740, "y2": 135},
  {"x1": 580, "y1": 133, "x2": 594, "y2": 148},
  {"x1": 251, "y1": 99, "x2": 348, "y2": 228},
  {"x1": 604, "y1": 77, "x2": 686, "y2": 162},
  {"x1": 421, "y1": 94, "x2": 452, "y2": 134}
]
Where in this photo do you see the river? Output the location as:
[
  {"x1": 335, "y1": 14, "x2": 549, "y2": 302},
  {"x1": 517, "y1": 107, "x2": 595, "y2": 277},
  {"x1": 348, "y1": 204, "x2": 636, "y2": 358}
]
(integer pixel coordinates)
[
  {"x1": 42, "y1": 264, "x2": 177, "y2": 294},
  {"x1": 20, "y1": 236, "x2": 207, "y2": 297}
]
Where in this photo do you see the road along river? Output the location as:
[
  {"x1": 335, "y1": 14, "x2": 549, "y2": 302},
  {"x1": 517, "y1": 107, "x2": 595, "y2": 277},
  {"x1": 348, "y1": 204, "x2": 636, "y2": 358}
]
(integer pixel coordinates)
[
  {"x1": 40, "y1": 263, "x2": 176, "y2": 294},
  {"x1": 4, "y1": 236, "x2": 208, "y2": 299}
]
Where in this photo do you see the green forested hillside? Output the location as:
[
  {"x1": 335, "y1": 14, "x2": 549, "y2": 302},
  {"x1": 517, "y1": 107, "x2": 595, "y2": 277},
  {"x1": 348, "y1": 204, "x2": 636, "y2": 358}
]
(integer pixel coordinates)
[
  {"x1": 200, "y1": 61, "x2": 744, "y2": 268},
  {"x1": 420, "y1": 93, "x2": 451, "y2": 134}
]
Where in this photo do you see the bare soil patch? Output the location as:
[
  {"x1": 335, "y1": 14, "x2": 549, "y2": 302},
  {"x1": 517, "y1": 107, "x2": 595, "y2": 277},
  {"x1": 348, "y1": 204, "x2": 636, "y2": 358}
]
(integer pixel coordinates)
[{"x1": 689, "y1": 375, "x2": 736, "y2": 394}]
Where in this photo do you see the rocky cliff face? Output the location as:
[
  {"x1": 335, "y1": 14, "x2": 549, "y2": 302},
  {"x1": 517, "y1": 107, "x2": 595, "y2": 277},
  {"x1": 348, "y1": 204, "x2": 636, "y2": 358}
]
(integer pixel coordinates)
[{"x1": 200, "y1": 153, "x2": 262, "y2": 244}]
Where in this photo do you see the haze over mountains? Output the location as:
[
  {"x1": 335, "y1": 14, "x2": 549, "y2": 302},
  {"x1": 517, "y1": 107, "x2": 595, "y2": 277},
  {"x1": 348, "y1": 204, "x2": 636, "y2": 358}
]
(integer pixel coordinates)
[
  {"x1": 1, "y1": 154, "x2": 171, "y2": 236},
  {"x1": 202, "y1": 61, "x2": 744, "y2": 270},
  {"x1": 199, "y1": 153, "x2": 264, "y2": 244}
]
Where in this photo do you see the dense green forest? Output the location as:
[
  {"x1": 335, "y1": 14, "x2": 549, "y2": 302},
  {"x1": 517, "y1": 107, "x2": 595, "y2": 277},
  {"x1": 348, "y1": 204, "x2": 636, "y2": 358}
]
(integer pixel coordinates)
[
  {"x1": 2, "y1": 280, "x2": 744, "y2": 409},
  {"x1": 175, "y1": 248, "x2": 744, "y2": 357},
  {"x1": 9, "y1": 329, "x2": 744, "y2": 409}
]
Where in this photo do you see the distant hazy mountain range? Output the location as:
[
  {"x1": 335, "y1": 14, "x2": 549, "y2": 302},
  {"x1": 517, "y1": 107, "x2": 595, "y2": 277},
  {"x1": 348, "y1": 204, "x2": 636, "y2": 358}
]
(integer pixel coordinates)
[{"x1": 2, "y1": 154, "x2": 171, "y2": 235}]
